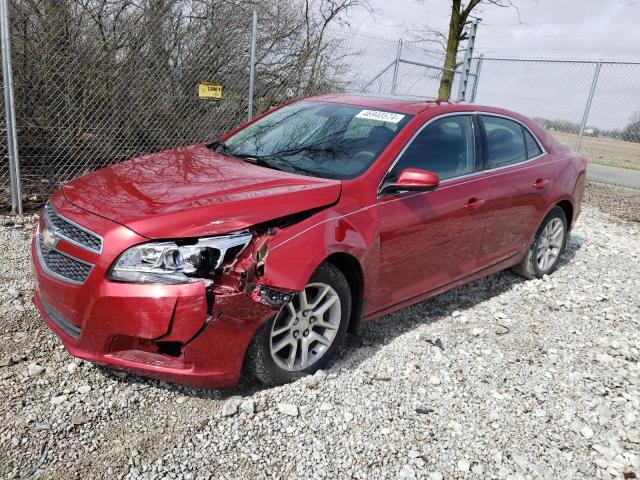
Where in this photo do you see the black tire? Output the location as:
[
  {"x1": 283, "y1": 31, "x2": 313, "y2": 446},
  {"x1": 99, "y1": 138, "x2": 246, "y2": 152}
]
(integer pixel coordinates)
[
  {"x1": 512, "y1": 206, "x2": 568, "y2": 279},
  {"x1": 247, "y1": 262, "x2": 351, "y2": 386}
]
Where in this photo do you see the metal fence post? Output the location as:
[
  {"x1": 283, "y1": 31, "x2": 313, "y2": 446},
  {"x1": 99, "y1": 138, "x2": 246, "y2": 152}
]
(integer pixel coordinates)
[
  {"x1": 361, "y1": 61, "x2": 396, "y2": 92},
  {"x1": 470, "y1": 54, "x2": 483, "y2": 103},
  {"x1": 457, "y1": 17, "x2": 479, "y2": 101},
  {"x1": 391, "y1": 39, "x2": 403, "y2": 95},
  {"x1": 247, "y1": 9, "x2": 257, "y2": 121},
  {"x1": 576, "y1": 60, "x2": 602, "y2": 153},
  {"x1": 1, "y1": 0, "x2": 21, "y2": 214}
]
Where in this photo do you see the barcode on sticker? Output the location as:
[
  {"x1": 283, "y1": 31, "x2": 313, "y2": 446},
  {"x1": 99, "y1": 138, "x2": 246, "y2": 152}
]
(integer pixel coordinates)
[{"x1": 355, "y1": 110, "x2": 405, "y2": 123}]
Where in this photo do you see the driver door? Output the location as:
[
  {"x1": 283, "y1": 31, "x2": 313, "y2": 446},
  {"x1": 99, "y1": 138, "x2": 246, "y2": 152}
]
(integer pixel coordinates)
[{"x1": 373, "y1": 114, "x2": 488, "y2": 310}]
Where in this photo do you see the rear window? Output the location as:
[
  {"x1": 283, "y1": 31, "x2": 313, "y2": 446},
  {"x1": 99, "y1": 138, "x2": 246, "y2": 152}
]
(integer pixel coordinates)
[
  {"x1": 482, "y1": 116, "x2": 527, "y2": 169},
  {"x1": 524, "y1": 128, "x2": 543, "y2": 158}
]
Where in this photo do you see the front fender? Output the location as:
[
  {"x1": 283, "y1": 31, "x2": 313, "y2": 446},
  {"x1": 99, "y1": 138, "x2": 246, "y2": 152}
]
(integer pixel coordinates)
[{"x1": 259, "y1": 204, "x2": 378, "y2": 293}]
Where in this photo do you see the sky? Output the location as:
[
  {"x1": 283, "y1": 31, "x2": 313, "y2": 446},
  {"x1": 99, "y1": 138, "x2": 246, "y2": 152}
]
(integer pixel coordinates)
[
  {"x1": 342, "y1": 0, "x2": 640, "y2": 130},
  {"x1": 347, "y1": 0, "x2": 640, "y2": 61}
]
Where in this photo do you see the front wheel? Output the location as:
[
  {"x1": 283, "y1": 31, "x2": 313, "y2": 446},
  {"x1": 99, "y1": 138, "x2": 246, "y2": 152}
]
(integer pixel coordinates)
[
  {"x1": 247, "y1": 262, "x2": 351, "y2": 386},
  {"x1": 512, "y1": 206, "x2": 568, "y2": 279}
]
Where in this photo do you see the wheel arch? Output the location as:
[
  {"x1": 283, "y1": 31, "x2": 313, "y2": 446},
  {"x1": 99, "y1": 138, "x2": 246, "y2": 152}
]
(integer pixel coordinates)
[
  {"x1": 536, "y1": 195, "x2": 574, "y2": 235},
  {"x1": 555, "y1": 199, "x2": 574, "y2": 230},
  {"x1": 325, "y1": 252, "x2": 365, "y2": 335},
  {"x1": 516, "y1": 196, "x2": 574, "y2": 264}
]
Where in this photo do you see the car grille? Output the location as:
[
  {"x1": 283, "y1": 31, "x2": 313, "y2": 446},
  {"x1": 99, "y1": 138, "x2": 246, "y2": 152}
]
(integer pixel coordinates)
[
  {"x1": 37, "y1": 233, "x2": 93, "y2": 284},
  {"x1": 43, "y1": 203, "x2": 102, "y2": 253}
]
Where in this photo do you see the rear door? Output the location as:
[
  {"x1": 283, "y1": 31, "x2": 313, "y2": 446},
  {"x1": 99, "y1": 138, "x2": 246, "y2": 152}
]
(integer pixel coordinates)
[
  {"x1": 478, "y1": 114, "x2": 552, "y2": 267},
  {"x1": 373, "y1": 114, "x2": 488, "y2": 310}
]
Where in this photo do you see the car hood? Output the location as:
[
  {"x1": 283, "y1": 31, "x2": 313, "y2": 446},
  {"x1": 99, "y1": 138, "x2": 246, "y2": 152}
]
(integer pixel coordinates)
[{"x1": 62, "y1": 144, "x2": 342, "y2": 239}]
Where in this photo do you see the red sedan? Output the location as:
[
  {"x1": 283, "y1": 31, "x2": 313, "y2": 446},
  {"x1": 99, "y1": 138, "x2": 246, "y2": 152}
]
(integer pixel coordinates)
[{"x1": 31, "y1": 95, "x2": 587, "y2": 387}]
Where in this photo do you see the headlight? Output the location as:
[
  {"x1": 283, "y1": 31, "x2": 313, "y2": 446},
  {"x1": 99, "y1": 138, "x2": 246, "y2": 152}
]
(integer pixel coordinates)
[{"x1": 109, "y1": 232, "x2": 252, "y2": 284}]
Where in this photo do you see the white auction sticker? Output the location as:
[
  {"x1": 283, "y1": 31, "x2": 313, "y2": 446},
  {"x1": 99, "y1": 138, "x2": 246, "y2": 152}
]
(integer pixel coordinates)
[{"x1": 355, "y1": 109, "x2": 405, "y2": 123}]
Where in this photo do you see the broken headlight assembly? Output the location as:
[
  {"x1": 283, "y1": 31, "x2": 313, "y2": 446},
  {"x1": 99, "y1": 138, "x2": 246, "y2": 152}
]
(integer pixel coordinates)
[{"x1": 108, "y1": 232, "x2": 252, "y2": 284}]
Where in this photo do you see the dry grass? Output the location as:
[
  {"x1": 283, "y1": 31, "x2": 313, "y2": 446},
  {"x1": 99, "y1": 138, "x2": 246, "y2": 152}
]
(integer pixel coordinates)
[{"x1": 551, "y1": 131, "x2": 640, "y2": 171}]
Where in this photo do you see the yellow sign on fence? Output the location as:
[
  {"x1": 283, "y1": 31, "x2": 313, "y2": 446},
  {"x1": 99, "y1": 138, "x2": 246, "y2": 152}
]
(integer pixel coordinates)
[{"x1": 198, "y1": 82, "x2": 223, "y2": 100}]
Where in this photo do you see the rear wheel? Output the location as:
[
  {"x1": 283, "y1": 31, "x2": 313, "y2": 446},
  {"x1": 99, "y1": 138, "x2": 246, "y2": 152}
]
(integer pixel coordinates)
[
  {"x1": 247, "y1": 262, "x2": 351, "y2": 385},
  {"x1": 512, "y1": 206, "x2": 568, "y2": 279}
]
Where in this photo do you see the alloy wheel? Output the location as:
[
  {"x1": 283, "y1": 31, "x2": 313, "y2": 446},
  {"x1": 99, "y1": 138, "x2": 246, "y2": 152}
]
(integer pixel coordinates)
[
  {"x1": 269, "y1": 282, "x2": 342, "y2": 371},
  {"x1": 536, "y1": 217, "x2": 564, "y2": 271}
]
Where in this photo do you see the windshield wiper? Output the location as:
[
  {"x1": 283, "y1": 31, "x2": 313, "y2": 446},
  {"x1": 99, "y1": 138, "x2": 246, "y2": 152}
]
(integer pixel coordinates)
[
  {"x1": 242, "y1": 156, "x2": 286, "y2": 172},
  {"x1": 242, "y1": 155, "x2": 313, "y2": 176},
  {"x1": 208, "y1": 142, "x2": 288, "y2": 171}
]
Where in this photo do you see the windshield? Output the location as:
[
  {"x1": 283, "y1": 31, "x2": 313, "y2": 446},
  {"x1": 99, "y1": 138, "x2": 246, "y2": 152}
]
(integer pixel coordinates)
[{"x1": 221, "y1": 101, "x2": 413, "y2": 179}]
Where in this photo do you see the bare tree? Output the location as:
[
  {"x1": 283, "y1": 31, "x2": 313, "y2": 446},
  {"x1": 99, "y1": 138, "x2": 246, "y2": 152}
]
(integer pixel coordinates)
[
  {"x1": 436, "y1": 0, "x2": 515, "y2": 100},
  {"x1": 623, "y1": 111, "x2": 640, "y2": 142},
  {"x1": 8, "y1": 0, "x2": 368, "y2": 192}
]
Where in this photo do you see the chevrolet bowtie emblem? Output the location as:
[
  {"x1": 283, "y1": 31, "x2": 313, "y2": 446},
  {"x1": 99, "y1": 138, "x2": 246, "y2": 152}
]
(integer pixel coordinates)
[{"x1": 41, "y1": 227, "x2": 58, "y2": 249}]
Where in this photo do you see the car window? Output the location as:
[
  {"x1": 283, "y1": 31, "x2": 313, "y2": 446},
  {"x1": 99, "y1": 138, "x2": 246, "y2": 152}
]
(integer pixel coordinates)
[
  {"x1": 482, "y1": 116, "x2": 527, "y2": 169},
  {"x1": 343, "y1": 117, "x2": 402, "y2": 140},
  {"x1": 524, "y1": 128, "x2": 543, "y2": 158},
  {"x1": 387, "y1": 115, "x2": 475, "y2": 182},
  {"x1": 222, "y1": 101, "x2": 413, "y2": 180}
]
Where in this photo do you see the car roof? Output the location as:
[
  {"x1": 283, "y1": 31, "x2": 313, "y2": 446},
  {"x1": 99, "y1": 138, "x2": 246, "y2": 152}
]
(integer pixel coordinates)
[
  {"x1": 306, "y1": 93, "x2": 463, "y2": 115},
  {"x1": 302, "y1": 93, "x2": 553, "y2": 148},
  {"x1": 305, "y1": 93, "x2": 530, "y2": 119}
]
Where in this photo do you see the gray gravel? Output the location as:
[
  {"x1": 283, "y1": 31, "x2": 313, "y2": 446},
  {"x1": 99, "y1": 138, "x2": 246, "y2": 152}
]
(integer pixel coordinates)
[
  {"x1": 585, "y1": 181, "x2": 640, "y2": 223},
  {"x1": 1, "y1": 206, "x2": 638, "y2": 479}
]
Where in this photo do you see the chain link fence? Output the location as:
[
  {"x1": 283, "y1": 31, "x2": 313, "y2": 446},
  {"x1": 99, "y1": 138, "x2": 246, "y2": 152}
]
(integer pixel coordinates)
[
  {"x1": 359, "y1": 39, "x2": 465, "y2": 98},
  {"x1": 2, "y1": 0, "x2": 255, "y2": 212},
  {"x1": 0, "y1": 1, "x2": 400, "y2": 213},
  {"x1": 2, "y1": 1, "x2": 640, "y2": 213},
  {"x1": 469, "y1": 57, "x2": 640, "y2": 171}
]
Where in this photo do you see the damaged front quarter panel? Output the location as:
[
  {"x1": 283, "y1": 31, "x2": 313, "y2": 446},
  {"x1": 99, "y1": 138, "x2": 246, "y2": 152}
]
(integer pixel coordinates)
[
  {"x1": 210, "y1": 223, "x2": 297, "y2": 311},
  {"x1": 210, "y1": 207, "x2": 335, "y2": 309},
  {"x1": 178, "y1": 224, "x2": 302, "y2": 386},
  {"x1": 205, "y1": 200, "x2": 365, "y2": 337}
]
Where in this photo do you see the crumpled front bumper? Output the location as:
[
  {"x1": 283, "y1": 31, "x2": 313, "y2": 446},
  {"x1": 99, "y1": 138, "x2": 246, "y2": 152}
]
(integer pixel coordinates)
[
  {"x1": 32, "y1": 282, "x2": 274, "y2": 388},
  {"x1": 31, "y1": 193, "x2": 278, "y2": 388}
]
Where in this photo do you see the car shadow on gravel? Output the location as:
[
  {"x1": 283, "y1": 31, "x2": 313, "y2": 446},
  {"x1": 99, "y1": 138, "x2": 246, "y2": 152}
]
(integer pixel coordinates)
[
  {"x1": 334, "y1": 234, "x2": 583, "y2": 372},
  {"x1": 93, "y1": 236, "x2": 583, "y2": 399},
  {"x1": 94, "y1": 366, "x2": 265, "y2": 401}
]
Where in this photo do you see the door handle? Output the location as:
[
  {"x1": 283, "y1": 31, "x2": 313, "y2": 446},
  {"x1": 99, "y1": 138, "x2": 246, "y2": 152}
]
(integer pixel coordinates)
[
  {"x1": 464, "y1": 197, "x2": 485, "y2": 211},
  {"x1": 533, "y1": 178, "x2": 549, "y2": 190}
]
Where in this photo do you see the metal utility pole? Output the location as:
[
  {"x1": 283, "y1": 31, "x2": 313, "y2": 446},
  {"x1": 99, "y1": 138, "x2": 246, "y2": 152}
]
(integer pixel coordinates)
[
  {"x1": 0, "y1": 0, "x2": 21, "y2": 214},
  {"x1": 391, "y1": 39, "x2": 403, "y2": 95},
  {"x1": 457, "y1": 17, "x2": 480, "y2": 102},
  {"x1": 576, "y1": 60, "x2": 602, "y2": 153},
  {"x1": 247, "y1": 9, "x2": 258, "y2": 121}
]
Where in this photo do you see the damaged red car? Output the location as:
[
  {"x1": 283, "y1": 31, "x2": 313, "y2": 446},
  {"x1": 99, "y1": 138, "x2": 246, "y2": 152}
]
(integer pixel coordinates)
[{"x1": 31, "y1": 94, "x2": 587, "y2": 387}]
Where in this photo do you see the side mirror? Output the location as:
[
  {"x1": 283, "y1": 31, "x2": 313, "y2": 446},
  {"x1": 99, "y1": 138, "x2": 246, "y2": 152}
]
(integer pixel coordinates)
[{"x1": 381, "y1": 168, "x2": 440, "y2": 194}]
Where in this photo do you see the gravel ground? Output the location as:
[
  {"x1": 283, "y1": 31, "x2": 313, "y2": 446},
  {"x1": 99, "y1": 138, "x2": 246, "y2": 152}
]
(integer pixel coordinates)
[
  {"x1": 1, "y1": 201, "x2": 639, "y2": 479},
  {"x1": 585, "y1": 181, "x2": 640, "y2": 223}
]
